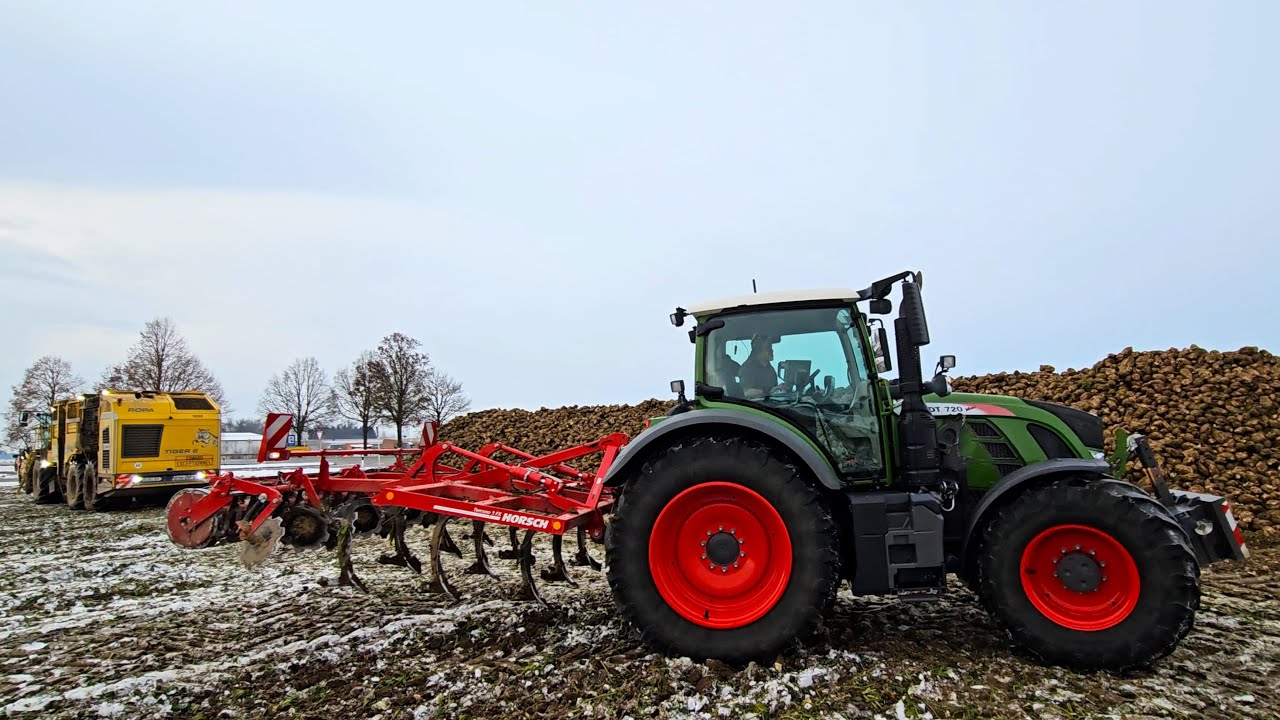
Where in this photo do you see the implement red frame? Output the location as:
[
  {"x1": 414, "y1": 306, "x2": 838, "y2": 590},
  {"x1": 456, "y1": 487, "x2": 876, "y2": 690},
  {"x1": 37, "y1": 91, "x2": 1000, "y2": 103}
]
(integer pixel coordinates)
[{"x1": 186, "y1": 414, "x2": 630, "y2": 543}]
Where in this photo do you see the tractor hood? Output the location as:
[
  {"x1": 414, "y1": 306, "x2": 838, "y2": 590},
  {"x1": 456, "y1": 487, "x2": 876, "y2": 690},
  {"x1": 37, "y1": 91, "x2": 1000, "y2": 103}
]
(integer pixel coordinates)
[{"x1": 910, "y1": 392, "x2": 1107, "y2": 451}]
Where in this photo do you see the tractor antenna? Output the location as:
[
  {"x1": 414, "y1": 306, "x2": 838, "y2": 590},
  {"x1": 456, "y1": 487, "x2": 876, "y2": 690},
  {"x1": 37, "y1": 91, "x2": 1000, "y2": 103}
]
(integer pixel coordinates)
[{"x1": 752, "y1": 279, "x2": 757, "y2": 293}]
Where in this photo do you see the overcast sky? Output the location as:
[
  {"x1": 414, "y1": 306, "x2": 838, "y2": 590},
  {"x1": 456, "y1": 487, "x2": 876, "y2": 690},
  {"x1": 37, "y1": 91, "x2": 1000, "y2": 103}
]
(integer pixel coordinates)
[{"x1": 1, "y1": 2, "x2": 1277, "y2": 422}]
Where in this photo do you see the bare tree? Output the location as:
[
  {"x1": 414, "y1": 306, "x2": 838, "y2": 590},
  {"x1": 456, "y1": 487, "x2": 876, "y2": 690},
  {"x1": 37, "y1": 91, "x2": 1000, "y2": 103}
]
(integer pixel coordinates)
[
  {"x1": 4, "y1": 356, "x2": 84, "y2": 447},
  {"x1": 257, "y1": 357, "x2": 332, "y2": 446},
  {"x1": 424, "y1": 370, "x2": 471, "y2": 426},
  {"x1": 370, "y1": 333, "x2": 431, "y2": 448},
  {"x1": 101, "y1": 317, "x2": 228, "y2": 409},
  {"x1": 333, "y1": 351, "x2": 383, "y2": 450}
]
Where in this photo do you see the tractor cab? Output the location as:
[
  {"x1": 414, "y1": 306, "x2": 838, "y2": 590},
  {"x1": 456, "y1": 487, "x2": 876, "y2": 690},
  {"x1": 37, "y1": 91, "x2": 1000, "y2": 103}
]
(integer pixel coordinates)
[
  {"x1": 686, "y1": 294, "x2": 890, "y2": 481},
  {"x1": 670, "y1": 273, "x2": 953, "y2": 489}
]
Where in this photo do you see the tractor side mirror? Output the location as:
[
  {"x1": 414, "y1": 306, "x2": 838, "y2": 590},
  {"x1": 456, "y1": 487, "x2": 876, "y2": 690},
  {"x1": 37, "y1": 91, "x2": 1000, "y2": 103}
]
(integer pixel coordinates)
[
  {"x1": 18, "y1": 411, "x2": 31, "y2": 427},
  {"x1": 874, "y1": 326, "x2": 893, "y2": 373},
  {"x1": 899, "y1": 281, "x2": 930, "y2": 347},
  {"x1": 870, "y1": 298, "x2": 892, "y2": 315},
  {"x1": 823, "y1": 375, "x2": 834, "y2": 394}
]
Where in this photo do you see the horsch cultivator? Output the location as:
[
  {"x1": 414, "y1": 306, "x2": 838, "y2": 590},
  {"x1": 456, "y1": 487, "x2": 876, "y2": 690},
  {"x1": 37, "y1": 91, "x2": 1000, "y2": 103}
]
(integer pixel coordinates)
[
  {"x1": 166, "y1": 413, "x2": 628, "y2": 601},
  {"x1": 166, "y1": 271, "x2": 1250, "y2": 672}
]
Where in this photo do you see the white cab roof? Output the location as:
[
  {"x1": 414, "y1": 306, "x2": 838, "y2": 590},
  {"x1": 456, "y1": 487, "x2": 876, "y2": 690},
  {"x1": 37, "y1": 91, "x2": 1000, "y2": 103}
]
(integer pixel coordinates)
[{"x1": 685, "y1": 288, "x2": 861, "y2": 316}]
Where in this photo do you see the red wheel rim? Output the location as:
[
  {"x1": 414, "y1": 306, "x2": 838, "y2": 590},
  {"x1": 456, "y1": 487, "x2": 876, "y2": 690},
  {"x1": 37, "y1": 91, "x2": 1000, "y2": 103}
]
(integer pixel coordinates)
[
  {"x1": 1020, "y1": 524, "x2": 1140, "y2": 631},
  {"x1": 648, "y1": 482, "x2": 792, "y2": 629},
  {"x1": 166, "y1": 489, "x2": 215, "y2": 548}
]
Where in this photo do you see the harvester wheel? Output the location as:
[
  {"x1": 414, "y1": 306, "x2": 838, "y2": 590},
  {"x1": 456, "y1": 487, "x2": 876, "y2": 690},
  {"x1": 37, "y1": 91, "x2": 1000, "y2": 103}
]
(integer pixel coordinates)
[
  {"x1": 65, "y1": 464, "x2": 85, "y2": 510},
  {"x1": 977, "y1": 479, "x2": 1199, "y2": 671},
  {"x1": 605, "y1": 435, "x2": 839, "y2": 665},
  {"x1": 83, "y1": 463, "x2": 101, "y2": 512},
  {"x1": 34, "y1": 467, "x2": 60, "y2": 504}
]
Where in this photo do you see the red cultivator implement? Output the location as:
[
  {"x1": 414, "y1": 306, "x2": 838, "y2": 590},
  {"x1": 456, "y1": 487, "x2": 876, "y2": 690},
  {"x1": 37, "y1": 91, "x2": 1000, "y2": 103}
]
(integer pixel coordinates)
[{"x1": 166, "y1": 414, "x2": 629, "y2": 601}]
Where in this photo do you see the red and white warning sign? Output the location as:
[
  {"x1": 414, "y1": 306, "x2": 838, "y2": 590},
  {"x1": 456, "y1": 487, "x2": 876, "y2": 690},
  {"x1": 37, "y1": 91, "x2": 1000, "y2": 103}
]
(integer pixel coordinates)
[{"x1": 258, "y1": 413, "x2": 295, "y2": 462}]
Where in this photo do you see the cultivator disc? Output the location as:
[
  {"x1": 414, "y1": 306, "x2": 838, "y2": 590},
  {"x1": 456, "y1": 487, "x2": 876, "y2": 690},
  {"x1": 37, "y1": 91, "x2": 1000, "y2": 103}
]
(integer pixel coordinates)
[
  {"x1": 280, "y1": 506, "x2": 330, "y2": 550},
  {"x1": 165, "y1": 489, "x2": 221, "y2": 549},
  {"x1": 239, "y1": 517, "x2": 285, "y2": 567}
]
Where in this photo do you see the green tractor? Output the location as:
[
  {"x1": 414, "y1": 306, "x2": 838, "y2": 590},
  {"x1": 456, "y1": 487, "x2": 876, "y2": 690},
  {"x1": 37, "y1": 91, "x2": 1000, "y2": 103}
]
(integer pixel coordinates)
[{"x1": 602, "y1": 271, "x2": 1248, "y2": 671}]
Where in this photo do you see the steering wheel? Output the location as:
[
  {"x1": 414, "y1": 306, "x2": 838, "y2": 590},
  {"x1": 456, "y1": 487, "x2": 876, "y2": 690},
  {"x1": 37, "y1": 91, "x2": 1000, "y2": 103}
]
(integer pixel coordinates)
[{"x1": 798, "y1": 368, "x2": 821, "y2": 398}]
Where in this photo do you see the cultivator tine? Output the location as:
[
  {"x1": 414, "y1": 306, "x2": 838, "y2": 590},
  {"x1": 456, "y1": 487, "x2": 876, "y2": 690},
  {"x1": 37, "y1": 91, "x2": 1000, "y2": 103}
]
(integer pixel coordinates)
[
  {"x1": 539, "y1": 534, "x2": 577, "y2": 587},
  {"x1": 321, "y1": 519, "x2": 368, "y2": 593},
  {"x1": 570, "y1": 526, "x2": 602, "y2": 570},
  {"x1": 377, "y1": 512, "x2": 423, "y2": 575},
  {"x1": 516, "y1": 530, "x2": 548, "y2": 606},
  {"x1": 464, "y1": 520, "x2": 497, "y2": 577},
  {"x1": 438, "y1": 522, "x2": 464, "y2": 559},
  {"x1": 462, "y1": 524, "x2": 495, "y2": 547},
  {"x1": 497, "y1": 526, "x2": 521, "y2": 560},
  {"x1": 425, "y1": 517, "x2": 461, "y2": 601}
]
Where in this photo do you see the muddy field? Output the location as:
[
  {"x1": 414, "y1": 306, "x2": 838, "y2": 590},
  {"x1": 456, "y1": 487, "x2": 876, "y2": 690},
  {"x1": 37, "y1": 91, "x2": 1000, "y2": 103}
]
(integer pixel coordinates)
[{"x1": 0, "y1": 488, "x2": 1276, "y2": 720}]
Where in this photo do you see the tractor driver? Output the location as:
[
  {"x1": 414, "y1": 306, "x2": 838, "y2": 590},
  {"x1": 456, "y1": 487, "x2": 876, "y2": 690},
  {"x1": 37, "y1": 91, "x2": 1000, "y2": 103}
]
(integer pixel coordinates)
[{"x1": 739, "y1": 334, "x2": 786, "y2": 398}]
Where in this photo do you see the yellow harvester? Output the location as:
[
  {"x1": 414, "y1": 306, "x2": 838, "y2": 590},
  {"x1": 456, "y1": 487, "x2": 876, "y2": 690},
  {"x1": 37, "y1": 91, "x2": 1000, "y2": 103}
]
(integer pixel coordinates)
[{"x1": 19, "y1": 390, "x2": 221, "y2": 510}]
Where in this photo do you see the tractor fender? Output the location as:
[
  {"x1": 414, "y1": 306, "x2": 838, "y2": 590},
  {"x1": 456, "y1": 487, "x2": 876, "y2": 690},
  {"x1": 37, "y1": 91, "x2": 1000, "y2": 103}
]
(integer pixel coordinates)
[
  {"x1": 602, "y1": 409, "x2": 843, "y2": 491},
  {"x1": 958, "y1": 457, "x2": 1110, "y2": 575}
]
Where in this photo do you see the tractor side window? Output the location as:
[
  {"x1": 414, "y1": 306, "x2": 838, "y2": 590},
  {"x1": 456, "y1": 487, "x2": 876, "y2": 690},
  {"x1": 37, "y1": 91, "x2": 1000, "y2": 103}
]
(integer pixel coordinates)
[{"x1": 704, "y1": 307, "x2": 883, "y2": 478}]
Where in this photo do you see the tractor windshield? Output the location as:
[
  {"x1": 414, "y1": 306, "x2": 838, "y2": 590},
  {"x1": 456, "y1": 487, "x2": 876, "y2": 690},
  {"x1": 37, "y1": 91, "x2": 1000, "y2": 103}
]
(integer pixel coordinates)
[{"x1": 704, "y1": 306, "x2": 884, "y2": 477}]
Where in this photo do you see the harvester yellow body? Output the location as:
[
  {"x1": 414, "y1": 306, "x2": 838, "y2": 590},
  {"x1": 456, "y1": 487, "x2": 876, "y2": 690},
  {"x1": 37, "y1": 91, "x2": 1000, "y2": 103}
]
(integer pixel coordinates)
[{"x1": 22, "y1": 390, "x2": 222, "y2": 509}]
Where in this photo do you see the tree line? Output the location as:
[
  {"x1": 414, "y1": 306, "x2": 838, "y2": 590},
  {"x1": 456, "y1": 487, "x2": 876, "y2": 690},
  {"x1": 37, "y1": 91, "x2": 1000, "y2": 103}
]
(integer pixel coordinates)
[
  {"x1": 3, "y1": 319, "x2": 469, "y2": 451},
  {"x1": 256, "y1": 332, "x2": 469, "y2": 449}
]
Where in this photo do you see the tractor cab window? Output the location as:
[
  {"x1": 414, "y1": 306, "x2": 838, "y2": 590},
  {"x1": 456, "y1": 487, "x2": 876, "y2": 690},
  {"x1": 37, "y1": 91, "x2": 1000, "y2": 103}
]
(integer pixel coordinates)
[{"x1": 704, "y1": 306, "x2": 883, "y2": 477}]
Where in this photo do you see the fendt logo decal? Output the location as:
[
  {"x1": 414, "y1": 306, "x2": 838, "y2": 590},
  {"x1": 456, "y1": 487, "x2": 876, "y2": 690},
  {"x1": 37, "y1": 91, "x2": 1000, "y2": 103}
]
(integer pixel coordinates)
[{"x1": 893, "y1": 402, "x2": 1015, "y2": 417}]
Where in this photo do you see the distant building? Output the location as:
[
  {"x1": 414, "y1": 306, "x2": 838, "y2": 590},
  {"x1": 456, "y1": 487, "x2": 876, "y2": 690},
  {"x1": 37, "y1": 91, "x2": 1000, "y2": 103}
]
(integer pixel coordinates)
[{"x1": 221, "y1": 432, "x2": 262, "y2": 462}]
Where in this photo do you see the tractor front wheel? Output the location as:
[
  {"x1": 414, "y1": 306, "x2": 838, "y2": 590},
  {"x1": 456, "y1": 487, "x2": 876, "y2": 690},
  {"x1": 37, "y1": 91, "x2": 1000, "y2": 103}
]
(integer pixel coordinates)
[
  {"x1": 605, "y1": 436, "x2": 839, "y2": 665},
  {"x1": 978, "y1": 480, "x2": 1199, "y2": 671}
]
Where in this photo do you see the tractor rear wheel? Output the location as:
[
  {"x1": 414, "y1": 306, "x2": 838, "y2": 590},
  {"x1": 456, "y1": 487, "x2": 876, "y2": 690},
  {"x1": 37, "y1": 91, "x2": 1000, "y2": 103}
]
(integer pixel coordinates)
[
  {"x1": 65, "y1": 464, "x2": 84, "y2": 510},
  {"x1": 605, "y1": 435, "x2": 839, "y2": 665},
  {"x1": 977, "y1": 479, "x2": 1199, "y2": 671}
]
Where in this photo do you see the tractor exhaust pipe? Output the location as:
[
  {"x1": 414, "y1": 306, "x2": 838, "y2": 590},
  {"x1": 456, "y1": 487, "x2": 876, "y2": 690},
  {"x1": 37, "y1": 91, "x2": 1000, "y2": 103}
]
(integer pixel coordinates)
[{"x1": 892, "y1": 281, "x2": 941, "y2": 491}]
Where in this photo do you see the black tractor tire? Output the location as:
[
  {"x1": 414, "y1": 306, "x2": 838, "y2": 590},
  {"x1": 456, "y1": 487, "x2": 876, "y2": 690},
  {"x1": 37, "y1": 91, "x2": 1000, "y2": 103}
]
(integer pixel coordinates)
[
  {"x1": 34, "y1": 467, "x2": 61, "y2": 504},
  {"x1": 65, "y1": 463, "x2": 85, "y2": 510},
  {"x1": 977, "y1": 479, "x2": 1199, "y2": 672},
  {"x1": 605, "y1": 435, "x2": 840, "y2": 666},
  {"x1": 83, "y1": 462, "x2": 101, "y2": 512}
]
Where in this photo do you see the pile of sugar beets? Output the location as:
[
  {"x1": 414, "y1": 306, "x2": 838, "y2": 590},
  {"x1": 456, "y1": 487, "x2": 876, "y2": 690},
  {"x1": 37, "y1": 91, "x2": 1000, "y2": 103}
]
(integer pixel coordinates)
[{"x1": 439, "y1": 346, "x2": 1279, "y2": 538}]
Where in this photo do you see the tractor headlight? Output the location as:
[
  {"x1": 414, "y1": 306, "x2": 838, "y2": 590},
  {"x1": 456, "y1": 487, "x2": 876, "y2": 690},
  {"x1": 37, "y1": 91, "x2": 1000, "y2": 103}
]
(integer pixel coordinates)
[
  {"x1": 40, "y1": 460, "x2": 50, "y2": 469},
  {"x1": 194, "y1": 471, "x2": 207, "y2": 481},
  {"x1": 130, "y1": 474, "x2": 143, "y2": 486}
]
